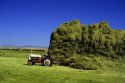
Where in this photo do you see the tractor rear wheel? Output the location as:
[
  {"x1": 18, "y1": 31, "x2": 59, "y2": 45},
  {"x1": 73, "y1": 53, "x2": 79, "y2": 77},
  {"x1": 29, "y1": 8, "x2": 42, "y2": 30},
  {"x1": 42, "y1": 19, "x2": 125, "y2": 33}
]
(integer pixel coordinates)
[{"x1": 43, "y1": 58, "x2": 52, "y2": 66}]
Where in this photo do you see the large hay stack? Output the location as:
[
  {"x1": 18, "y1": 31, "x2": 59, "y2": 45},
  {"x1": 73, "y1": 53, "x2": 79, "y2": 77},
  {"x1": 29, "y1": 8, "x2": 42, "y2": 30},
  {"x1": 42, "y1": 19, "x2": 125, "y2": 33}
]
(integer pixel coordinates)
[{"x1": 48, "y1": 20, "x2": 125, "y2": 69}]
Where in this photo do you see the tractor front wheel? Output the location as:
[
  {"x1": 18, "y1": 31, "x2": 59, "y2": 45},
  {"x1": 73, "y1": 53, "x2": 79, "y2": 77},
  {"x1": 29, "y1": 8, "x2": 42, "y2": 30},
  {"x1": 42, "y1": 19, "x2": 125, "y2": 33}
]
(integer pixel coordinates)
[
  {"x1": 27, "y1": 60, "x2": 35, "y2": 65},
  {"x1": 27, "y1": 61, "x2": 32, "y2": 65}
]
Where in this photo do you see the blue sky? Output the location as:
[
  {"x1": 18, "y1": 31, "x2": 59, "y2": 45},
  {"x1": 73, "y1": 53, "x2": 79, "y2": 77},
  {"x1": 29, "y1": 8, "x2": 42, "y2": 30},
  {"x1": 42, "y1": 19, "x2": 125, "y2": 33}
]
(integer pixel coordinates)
[{"x1": 0, "y1": 0, "x2": 125, "y2": 47}]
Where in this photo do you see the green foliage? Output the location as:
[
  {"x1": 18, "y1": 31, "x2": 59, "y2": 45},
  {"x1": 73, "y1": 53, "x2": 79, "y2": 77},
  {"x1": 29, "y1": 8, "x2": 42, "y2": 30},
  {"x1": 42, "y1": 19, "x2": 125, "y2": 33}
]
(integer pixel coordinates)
[{"x1": 48, "y1": 20, "x2": 125, "y2": 70}]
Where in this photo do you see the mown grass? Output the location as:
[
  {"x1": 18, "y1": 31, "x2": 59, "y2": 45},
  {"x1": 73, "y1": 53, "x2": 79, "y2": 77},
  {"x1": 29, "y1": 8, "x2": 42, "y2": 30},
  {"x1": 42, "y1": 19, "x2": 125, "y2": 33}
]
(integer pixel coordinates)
[
  {"x1": 0, "y1": 49, "x2": 125, "y2": 83},
  {"x1": 0, "y1": 49, "x2": 45, "y2": 58}
]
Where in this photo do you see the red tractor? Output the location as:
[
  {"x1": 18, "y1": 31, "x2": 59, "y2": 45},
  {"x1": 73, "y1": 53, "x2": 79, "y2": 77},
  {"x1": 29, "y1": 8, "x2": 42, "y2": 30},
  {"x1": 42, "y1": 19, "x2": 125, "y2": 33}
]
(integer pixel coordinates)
[{"x1": 27, "y1": 53, "x2": 53, "y2": 66}]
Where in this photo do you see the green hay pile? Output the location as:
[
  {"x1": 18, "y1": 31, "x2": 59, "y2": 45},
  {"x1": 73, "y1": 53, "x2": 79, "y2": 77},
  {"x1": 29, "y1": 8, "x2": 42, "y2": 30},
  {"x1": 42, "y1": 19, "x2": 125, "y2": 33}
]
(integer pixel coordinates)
[{"x1": 48, "y1": 20, "x2": 125, "y2": 70}]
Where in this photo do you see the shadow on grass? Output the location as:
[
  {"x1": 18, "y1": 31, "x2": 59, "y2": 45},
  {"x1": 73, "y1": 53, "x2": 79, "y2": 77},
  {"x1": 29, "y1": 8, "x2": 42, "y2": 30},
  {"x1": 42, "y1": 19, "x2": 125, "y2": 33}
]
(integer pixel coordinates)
[{"x1": 23, "y1": 63, "x2": 43, "y2": 66}]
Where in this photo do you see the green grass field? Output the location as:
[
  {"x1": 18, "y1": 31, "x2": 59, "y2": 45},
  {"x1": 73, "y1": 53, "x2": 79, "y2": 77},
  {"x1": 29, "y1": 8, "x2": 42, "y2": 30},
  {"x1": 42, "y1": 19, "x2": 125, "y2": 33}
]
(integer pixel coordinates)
[{"x1": 0, "y1": 49, "x2": 125, "y2": 83}]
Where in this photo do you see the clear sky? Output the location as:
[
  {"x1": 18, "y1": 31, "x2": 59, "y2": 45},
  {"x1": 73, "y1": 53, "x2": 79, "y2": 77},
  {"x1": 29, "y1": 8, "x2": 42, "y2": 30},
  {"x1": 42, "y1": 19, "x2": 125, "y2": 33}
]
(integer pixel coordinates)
[{"x1": 0, "y1": 0, "x2": 125, "y2": 47}]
